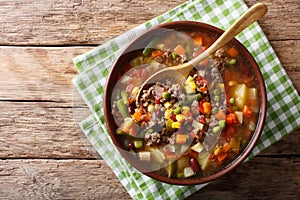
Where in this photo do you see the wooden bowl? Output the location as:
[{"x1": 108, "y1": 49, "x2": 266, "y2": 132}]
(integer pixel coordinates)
[{"x1": 104, "y1": 21, "x2": 267, "y2": 185}]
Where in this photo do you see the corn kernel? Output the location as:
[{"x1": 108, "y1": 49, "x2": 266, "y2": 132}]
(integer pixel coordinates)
[
  {"x1": 182, "y1": 106, "x2": 190, "y2": 112},
  {"x1": 185, "y1": 85, "x2": 196, "y2": 94},
  {"x1": 131, "y1": 86, "x2": 140, "y2": 95},
  {"x1": 185, "y1": 76, "x2": 194, "y2": 84},
  {"x1": 164, "y1": 110, "x2": 172, "y2": 119},
  {"x1": 175, "y1": 114, "x2": 184, "y2": 122},
  {"x1": 164, "y1": 102, "x2": 172, "y2": 109},
  {"x1": 171, "y1": 122, "x2": 181, "y2": 129},
  {"x1": 147, "y1": 104, "x2": 155, "y2": 113},
  {"x1": 214, "y1": 147, "x2": 222, "y2": 156},
  {"x1": 188, "y1": 81, "x2": 197, "y2": 90}
]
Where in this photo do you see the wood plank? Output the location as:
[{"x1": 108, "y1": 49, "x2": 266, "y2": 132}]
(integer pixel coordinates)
[
  {"x1": 0, "y1": 157, "x2": 298, "y2": 199},
  {"x1": 0, "y1": 47, "x2": 91, "y2": 102},
  {"x1": 0, "y1": 0, "x2": 186, "y2": 45},
  {"x1": 0, "y1": 40, "x2": 299, "y2": 103},
  {"x1": 0, "y1": 101, "x2": 299, "y2": 158},
  {"x1": 0, "y1": 159, "x2": 131, "y2": 199},
  {"x1": 0, "y1": 101, "x2": 97, "y2": 159},
  {"x1": 189, "y1": 156, "x2": 300, "y2": 199},
  {"x1": 0, "y1": 0, "x2": 298, "y2": 45}
]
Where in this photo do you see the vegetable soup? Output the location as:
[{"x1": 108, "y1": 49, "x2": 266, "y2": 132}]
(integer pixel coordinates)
[{"x1": 110, "y1": 28, "x2": 261, "y2": 179}]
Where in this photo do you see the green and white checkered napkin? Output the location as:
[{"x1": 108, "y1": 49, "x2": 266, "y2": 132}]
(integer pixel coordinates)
[{"x1": 72, "y1": 0, "x2": 300, "y2": 199}]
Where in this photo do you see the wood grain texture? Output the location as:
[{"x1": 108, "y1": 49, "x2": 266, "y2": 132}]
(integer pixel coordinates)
[
  {"x1": 0, "y1": 47, "x2": 91, "y2": 102},
  {"x1": 0, "y1": 159, "x2": 131, "y2": 199},
  {"x1": 0, "y1": 157, "x2": 298, "y2": 199},
  {"x1": 188, "y1": 157, "x2": 300, "y2": 200},
  {"x1": 0, "y1": 102, "x2": 97, "y2": 159},
  {"x1": 0, "y1": 43, "x2": 298, "y2": 103},
  {"x1": 0, "y1": 0, "x2": 299, "y2": 45},
  {"x1": 0, "y1": 101, "x2": 299, "y2": 159}
]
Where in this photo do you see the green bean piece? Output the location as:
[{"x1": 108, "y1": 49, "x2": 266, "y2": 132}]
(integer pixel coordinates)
[
  {"x1": 116, "y1": 99, "x2": 129, "y2": 119},
  {"x1": 121, "y1": 90, "x2": 128, "y2": 104},
  {"x1": 142, "y1": 38, "x2": 158, "y2": 56},
  {"x1": 167, "y1": 159, "x2": 177, "y2": 178}
]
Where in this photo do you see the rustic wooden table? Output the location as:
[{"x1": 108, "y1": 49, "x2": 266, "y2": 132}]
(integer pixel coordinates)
[{"x1": 0, "y1": 0, "x2": 299, "y2": 199}]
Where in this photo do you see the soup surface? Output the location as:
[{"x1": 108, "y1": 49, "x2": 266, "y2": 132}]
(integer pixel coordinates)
[{"x1": 110, "y1": 28, "x2": 260, "y2": 179}]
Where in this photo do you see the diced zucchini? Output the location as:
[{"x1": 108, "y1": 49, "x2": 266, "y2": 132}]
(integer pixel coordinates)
[
  {"x1": 197, "y1": 153, "x2": 210, "y2": 171},
  {"x1": 183, "y1": 167, "x2": 195, "y2": 178},
  {"x1": 234, "y1": 111, "x2": 243, "y2": 124},
  {"x1": 166, "y1": 159, "x2": 177, "y2": 178}
]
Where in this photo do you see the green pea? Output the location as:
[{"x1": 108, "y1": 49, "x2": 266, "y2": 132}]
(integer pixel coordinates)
[
  {"x1": 162, "y1": 92, "x2": 170, "y2": 99},
  {"x1": 213, "y1": 89, "x2": 220, "y2": 96},
  {"x1": 212, "y1": 107, "x2": 218, "y2": 114},
  {"x1": 172, "y1": 52, "x2": 177, "y2": 59},
  {"x1": 229, "y1": 58, "x2": 236, "y2": 65},
  {"x1": 232, "y1": 106, "x2": 238, "y2": 111},
  {"x1": 116, "y1": 128, "x2": 125, "y2": 134},
  {"x1": 134, "y1": 140, "x2": 143, "y2": 149},
  {"x1": 174, "y1": 107, "x2": 181, "y2": 115},
  {"x1": 177, "y1": 172, "x2": 184, "y2": 179},
  {"x1": 219, "y1": 120, "x2": 226, "y2": 128},
  {"x1": 213, "y1": 95, "x2": 220, "y2": 102},
  {"x1": 213, "y1": 126, "x2": 221, "y2": 134},
  {"x1": 229, "y1": 97, "x2": 235, "y2": 104}
]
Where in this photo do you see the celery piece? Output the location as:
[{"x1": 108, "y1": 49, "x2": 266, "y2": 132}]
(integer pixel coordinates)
[
  {"x1": 142, "y1": 38, "x2": 158, "y2": 56},
  {"x1": 116, "y1": 99, "x2": 129, "y2": 118},
  {"x1": 121, "y1": 90, "x2": 128, "y2": 104}
]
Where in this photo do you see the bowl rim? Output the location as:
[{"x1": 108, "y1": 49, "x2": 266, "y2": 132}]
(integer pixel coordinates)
[{"x1": 104, "y1": 20, "x2": 267, "y2": 185}]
